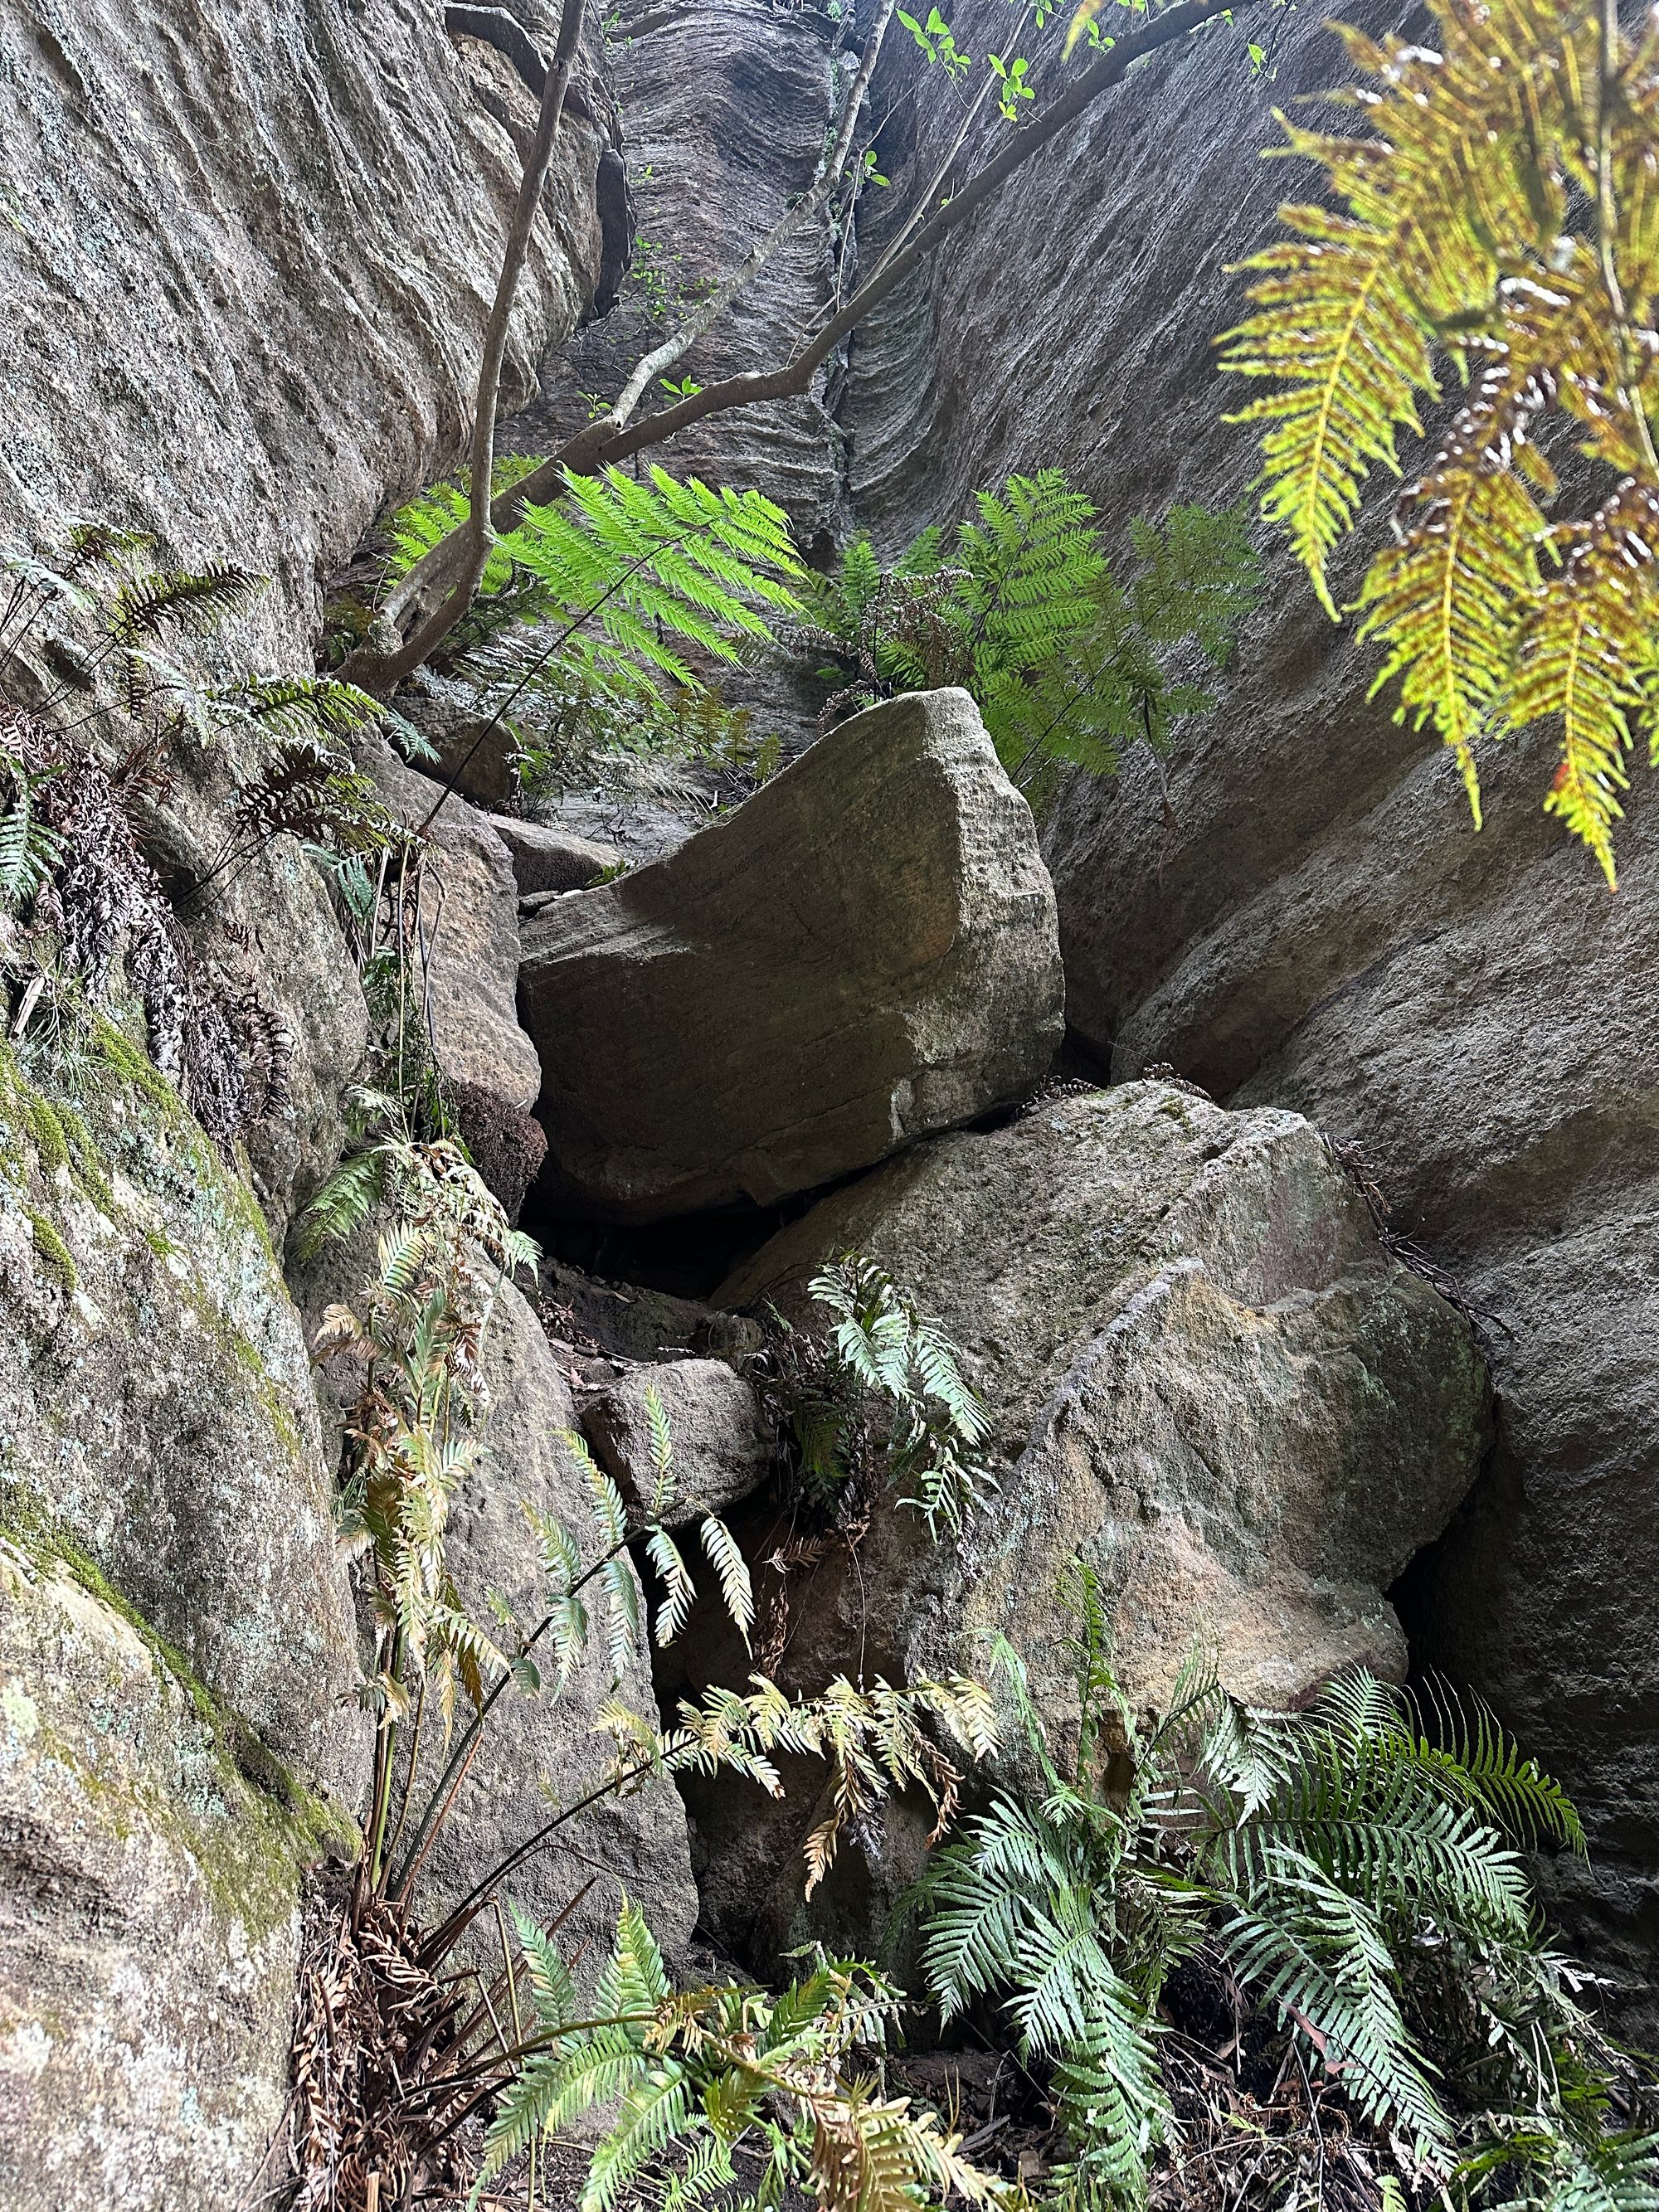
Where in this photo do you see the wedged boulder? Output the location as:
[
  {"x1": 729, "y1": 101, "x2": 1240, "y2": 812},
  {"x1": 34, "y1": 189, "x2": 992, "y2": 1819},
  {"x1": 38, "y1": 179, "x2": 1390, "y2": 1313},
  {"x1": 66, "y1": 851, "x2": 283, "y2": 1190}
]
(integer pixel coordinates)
[
  {"x1": 518, "y1": 689, "x2": 1066, "y2": 1222},
  {"x1": 681, "y1": 1082, "x2": 1490, "y2": 1966},
  {"x1": 581, "y1": 1359, "x2": 771, "y2": 1530},
  {"x1": 298, "y1": 1245, "x2": 699, "y2": 1976},
  {"x1": 487, "y1": 814, "x2": 617, "y2": 897},
  {"x1": 0, "y1": 1540, "x2": 352, "y2": 2212}
]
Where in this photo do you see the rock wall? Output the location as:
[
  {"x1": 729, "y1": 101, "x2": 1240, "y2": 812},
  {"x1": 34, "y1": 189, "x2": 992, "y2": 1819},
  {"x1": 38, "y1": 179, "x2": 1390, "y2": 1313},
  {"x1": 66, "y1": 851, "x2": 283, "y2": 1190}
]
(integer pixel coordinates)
[
  {"x1": 0, "y1": 2, "x2": 620, "y2": 2199},
  {"x1": 504, "y1": 0, "x2": 846, "y2": 541},
  {"x1": 842, "y1": 0, "x2": 1659, "y2": 2020},
  {"x1": 0, "y1": 0, "x2": 606, "y2": 656}
]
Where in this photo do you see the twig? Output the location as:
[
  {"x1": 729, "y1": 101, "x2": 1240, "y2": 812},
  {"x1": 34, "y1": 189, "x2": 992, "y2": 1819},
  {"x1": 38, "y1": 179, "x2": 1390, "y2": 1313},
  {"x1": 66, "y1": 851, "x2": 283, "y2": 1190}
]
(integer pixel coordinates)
[{"x1": 344, "y1": 0, "x2": 590, "y2": 693}]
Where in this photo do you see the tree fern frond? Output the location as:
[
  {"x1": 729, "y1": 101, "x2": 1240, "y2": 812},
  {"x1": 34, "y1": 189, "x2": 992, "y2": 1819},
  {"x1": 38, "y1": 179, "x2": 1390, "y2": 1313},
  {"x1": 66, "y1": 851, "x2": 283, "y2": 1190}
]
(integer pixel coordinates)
[
  {"x1": 1356, "y1": 362, "x2": 1552, "y2": 818},
  {"x1": 1509, "y1": 482, "x2": 1659, "y2": 888},
  {"x1": 1223, "y1": 195, "x2": 1437, "y2": 617}
]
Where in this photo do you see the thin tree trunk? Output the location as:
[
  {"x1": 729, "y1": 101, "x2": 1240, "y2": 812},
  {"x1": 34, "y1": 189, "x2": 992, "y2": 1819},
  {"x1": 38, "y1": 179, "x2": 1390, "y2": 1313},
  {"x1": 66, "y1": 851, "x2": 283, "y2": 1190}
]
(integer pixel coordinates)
[
  {"x1": 363, "y1": 0, "x2": 1258, "y2": 693},
  {"x1": 341, "y1": 0, "x2": 588, "y2": 694}
]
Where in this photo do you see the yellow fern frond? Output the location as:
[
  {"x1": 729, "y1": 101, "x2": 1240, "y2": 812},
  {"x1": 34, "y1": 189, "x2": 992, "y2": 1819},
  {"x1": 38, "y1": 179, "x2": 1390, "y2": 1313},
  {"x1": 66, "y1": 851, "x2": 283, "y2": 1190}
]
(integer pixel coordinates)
[
  {"x1": 1223, "y1": 201, "x2": 1437, "y2": 616},
  {"x1": 1330, "y1": 0, "x2": 1596, "y2": 316},
  {"x1": 1507, "y1": 482, "x2": 1659, "y2": 887},
  {"x1": 1356, "y1": 361, "x2": 1551, "y2": 818}
]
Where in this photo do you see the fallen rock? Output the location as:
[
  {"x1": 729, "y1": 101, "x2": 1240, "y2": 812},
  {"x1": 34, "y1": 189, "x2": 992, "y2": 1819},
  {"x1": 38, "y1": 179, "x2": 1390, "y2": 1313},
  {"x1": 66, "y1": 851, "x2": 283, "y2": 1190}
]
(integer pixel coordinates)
[
  {"x1": 0, "y1": 1540, "x2": 350, "y2": 2212},
  {"x1": 487, "y1": 814, "x2": 617, "y2": 897},
  {"x1": 581, "y1": 1359, "x2": 771, "y2": 1530},
  {"x1": 395, "y1": 677, "x2": 518, "y2": 809},
  {"x1": 681, "y1": 1082, "x2": 1490, "y2": 1968},
  {"x1": 539, "y1": 1255, "x2": 766, "y2": 1369},
  {"x1": 518, "y1": 689, "x2": 1066, "y2": 1221}
]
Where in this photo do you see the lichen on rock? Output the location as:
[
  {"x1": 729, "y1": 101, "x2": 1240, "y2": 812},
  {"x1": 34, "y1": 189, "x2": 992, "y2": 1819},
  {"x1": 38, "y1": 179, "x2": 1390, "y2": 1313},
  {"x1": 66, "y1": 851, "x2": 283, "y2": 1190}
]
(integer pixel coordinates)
[{"x1": 0, "y1": 1539, "x2": 351, "y2": 2212}]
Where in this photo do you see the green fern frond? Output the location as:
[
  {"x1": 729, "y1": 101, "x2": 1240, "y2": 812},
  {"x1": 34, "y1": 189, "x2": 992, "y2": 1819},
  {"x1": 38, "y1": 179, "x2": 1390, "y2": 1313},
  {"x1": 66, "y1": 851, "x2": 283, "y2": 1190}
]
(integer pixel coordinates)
[
  {"x1": 109, "y1": 563, "x2": 265, "y2": 644},
  {"x1": 644, "y1": 1383, "x2": 676, "y2": 1519},
  {"x1": 645, "y1": 1524, "x2": 697, "y2": 1648},
  {"x1": 601, "y1": 1554, "x2": 642, "y2": 1678},
  {"x1": 1355, "y1": 362, "x2": 1552, "y2": 818}
]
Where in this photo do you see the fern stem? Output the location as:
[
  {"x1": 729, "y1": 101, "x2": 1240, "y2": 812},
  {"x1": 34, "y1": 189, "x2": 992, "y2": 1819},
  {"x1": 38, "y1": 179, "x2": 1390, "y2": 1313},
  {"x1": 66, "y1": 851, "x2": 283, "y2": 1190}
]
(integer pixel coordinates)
[
  {"x1": 419, "y1": 1752, "x2": 658, "y2": 1964},
  {"x1": 387, "y1": 1539, "x2": 630, "y2": 1900}
]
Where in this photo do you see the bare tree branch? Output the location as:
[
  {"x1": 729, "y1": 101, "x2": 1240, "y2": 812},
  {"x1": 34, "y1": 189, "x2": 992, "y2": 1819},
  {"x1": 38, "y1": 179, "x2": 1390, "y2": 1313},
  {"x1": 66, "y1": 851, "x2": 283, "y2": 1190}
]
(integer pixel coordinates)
[
  {"x1": 358, "y1": 0, "x2": 1258, "y2": 696},
  {"x1": 342, "y1": 0, "x2": 588, "y2": 694}
]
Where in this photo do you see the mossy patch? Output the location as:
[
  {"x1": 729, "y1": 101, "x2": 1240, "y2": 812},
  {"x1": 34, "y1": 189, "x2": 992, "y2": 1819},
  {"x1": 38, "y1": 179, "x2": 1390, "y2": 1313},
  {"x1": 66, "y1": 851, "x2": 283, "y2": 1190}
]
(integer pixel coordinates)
[
  {"x1": 25, "y1": 1209, "x2": 75, "y2": 1291},
  {"x1": 0, "y1": 1510, "x2": 359, "y2": 1937}
]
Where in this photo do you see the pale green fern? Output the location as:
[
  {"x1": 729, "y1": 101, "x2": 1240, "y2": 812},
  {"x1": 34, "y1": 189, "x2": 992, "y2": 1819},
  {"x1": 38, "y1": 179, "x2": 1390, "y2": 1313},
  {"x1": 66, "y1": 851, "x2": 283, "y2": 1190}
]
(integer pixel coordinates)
[
  {"x1": 918, "y1": 1568, "x2": 1619, "y2": 2209},
  {"x1": 798, "y1": 471, "x2": 1259, "y2": 805}
]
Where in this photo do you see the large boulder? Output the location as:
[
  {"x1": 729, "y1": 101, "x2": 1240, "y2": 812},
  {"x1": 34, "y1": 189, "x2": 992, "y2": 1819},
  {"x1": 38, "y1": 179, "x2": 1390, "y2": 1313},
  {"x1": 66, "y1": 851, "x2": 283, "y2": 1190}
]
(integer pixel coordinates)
[
  {"x1": 842, "y1": 0, "x2": 1659, "y2": 2025},
  {"x1": 681, "y1": 1082, "x2": 1489, "y2": 1966},
  {"x1": 518, "y1": 689, "x2": 1066, "y2": 1221},
  {"x1": 0, "y1": 1540, "x2": 351, "y2": 2212}
]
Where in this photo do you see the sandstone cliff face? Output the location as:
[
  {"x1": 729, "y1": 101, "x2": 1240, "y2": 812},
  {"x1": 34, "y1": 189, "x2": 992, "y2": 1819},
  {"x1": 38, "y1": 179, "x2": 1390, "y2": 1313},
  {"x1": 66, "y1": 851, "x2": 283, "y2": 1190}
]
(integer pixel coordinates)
[
  {"x1": 0, "y1": 3, "x2": 615, "y2": 2195},
  {"x1": 843, "y1": 1, "x2": 1659, "y2": 2019},
  {"x1": 0, "y1": 0, "x2": 605, "y2": 656}
]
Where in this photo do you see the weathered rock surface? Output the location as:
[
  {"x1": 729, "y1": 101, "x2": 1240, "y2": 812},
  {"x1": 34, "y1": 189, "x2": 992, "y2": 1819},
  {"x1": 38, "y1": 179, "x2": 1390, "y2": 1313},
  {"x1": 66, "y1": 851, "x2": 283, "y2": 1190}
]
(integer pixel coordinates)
[
  {"x1": 376, "y1": 755, "x2": 542, "y2": 1117},
  {"x1": 0, "y1": 0, "x2": 605, "y2": 663},
  {"x1": 688, "y1": 1083, "x2": 1489, "y2": 1966},
  {"x1": 844, "y1": 0, "x2": 1659, "y2": 2021},
  {"x1": 582, "y1": 1359, "x2": 771, "y2": 1530},
  {"x1": 508, "y1": 0, "x2": 846, "y2": 544},
  {"x1": 0, "y1": 1540, "x2": 348, "y2": 2212},
  {"x1": 373, "y1": 754, "x2": 548, "y2": 1215},
  {"x1": 0, "y1": 1033, "x2": 367, "y2": 1811},
  {"x1": 519, "y1": 688, "x2": 1066, "y2": 1220},
  {"x1": 431, "y1": 1277, "x2": 700, "y2": 1970}
]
